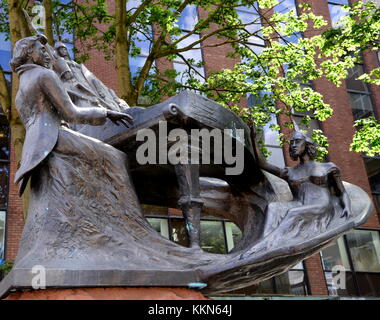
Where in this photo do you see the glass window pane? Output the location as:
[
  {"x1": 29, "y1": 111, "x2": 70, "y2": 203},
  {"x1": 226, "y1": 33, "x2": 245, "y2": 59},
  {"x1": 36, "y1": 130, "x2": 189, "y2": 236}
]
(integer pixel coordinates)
[
  {"x1": 328, "y1": 0, "x2": 349, "y2": 5},
  {"x1": 364, "y1": 157, "x2": 380, "y2": 192},
  {"x1": 173, "y1": 62, "x2": 205, "y2": 85},
  {"x1": 325, "y1": 271, "x2": 358, "y2": 296},
  {"x1": 0, "y1": 163, "x2": 8, "y2": 208},
  {"x1": 237, "y1": 3, "x2": 259, "y2": 13},
  {"x1": 248, "y1": 44, "x2": 265, "y2": 56},
  {"x1": 346, "y1": 64, "x2": 370, "y2": 93},
  {"x1": 294, "y1": 116, "x2": 319, "y2": 137},
  {"x1": 177, "y1": 5, "x2": 198, "y2": 31},
  {"x1": 363, "y1": 158, "x2": 380, "y2": 213},
  {"x1": 224, "y1": 222, "x2": 242, "y2": 252},
  {"x1": 355, "y1": 273, "x2": 380, "y2": 297},
  {"x1": 0, "y1": 121, "x2": 9, "y2": 160},
  {"x1": 320, "y1": 237, "x2": 351, "y2": 271},
  {"x1": 349, "y1": 92, "x2": 374, "y2": 120},
  {"x1": 267, "y1": 146, "x2": 285, "y2": 168},
  {"x1": 200, "y1": 220, "x2": 226, "y2": 254},
  {"x1": 346, "y1": 230, "x2": 380, "y2": 272},
  {"x1": 174, "y1": 33, "x2": 203, "y2": 64},
  {"x1": 0, "y1": 33, "x2": 11, "y2": 72},
  {"x1": 237, "y1": 11, "x2": 264, "y2": 46},
  {"x1": 146, "y1": 217, "x2": 170, "y2": 239},
  {"x1": 274, "y1": 0, "x2": 297, "y2": 14},
  {"x1": 263, "y1": 114, "x2": 281, "y2": 146},
  {"x1": 291, "y1": 261, "x2": 304, "y2": 270},
  {"x1": 130, "y1": 55, "x2": 147, "y2": 80},
  {"x1": 170, "y1": 218, "x2": 189, "y2": 247},
  {"x1": 0, "y1": 210, "x2": 5, "y2": 261},
  {"x1": 275, "y1": 271, "x2": 308, "y2": 295},
  {"x1": 126, "y1": 0, "x2": 142, "y2": 12},
  {"x1": 328, "y1": 3, "x2": 349, "y2": 28},
  {"x1": 132, "y1": 27, "x2": 153, "y2": 57},
  {"x1": 279, "y1": 31, "x2": 303, "y2": 45}
]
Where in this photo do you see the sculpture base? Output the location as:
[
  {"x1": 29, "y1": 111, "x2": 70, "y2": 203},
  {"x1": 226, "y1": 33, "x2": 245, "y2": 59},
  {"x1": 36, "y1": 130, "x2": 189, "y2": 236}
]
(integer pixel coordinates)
[{"x1": 4, "y1": 287, "x2": 208, "y2": 300}]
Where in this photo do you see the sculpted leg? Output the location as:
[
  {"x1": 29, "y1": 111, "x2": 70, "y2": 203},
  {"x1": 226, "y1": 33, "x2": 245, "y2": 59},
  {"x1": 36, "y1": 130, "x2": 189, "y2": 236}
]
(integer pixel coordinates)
[{"x1": 174, "y1": 163, "x2": 203, "y2": 249}]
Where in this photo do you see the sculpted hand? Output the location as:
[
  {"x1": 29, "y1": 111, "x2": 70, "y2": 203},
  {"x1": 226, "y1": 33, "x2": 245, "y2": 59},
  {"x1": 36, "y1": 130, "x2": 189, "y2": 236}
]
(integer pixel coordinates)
[
  {"x1": 117, "y1": 98, "x2": 129, "y2": 110},
  {"x1": 107, "y1": 110, "x2": 134, "y2": 128},
  {"x1": 340, "y1": 206, "x2": 352, "y2": 220},
  {"x1": 62, "y1": 71, "x2": 74, "y2": 81}
]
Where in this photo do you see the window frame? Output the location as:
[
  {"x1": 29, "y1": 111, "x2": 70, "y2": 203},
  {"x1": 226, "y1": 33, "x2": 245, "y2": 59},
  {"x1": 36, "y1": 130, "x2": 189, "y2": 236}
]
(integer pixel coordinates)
[
  {"x1": 346, "y1": 58, "x2": 376, "y2": 121},
  {"x1": 320, "y1": 228, "x2": 380, "y2": 297}
]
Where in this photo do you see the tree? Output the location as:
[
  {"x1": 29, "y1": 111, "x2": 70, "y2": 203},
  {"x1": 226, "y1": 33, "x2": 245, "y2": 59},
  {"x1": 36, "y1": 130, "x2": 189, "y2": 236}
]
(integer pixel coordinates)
[{"x1": 0, "y1": 0, "x2": 380, "y2": 195}]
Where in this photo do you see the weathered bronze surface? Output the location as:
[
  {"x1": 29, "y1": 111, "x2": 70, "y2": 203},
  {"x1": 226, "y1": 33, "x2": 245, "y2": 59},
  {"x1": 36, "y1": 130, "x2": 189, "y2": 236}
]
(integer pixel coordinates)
[{"x1": 0, "y1": 35, "x2": 373, "y2": 298}]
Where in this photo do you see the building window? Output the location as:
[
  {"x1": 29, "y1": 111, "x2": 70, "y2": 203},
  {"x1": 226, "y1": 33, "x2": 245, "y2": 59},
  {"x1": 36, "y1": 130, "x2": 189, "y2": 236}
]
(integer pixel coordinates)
[
  {"x1": 126, "y1": 0, "x2": 154, "y2": 82},
  {"x1": 263, "y1": 113, "x2": 285, "y2": 167},
  {"x1": 54, "y1": 0, "x2": 75, "y2": 58},
  {"x1": 237, "y1": 3, "x2": 265, "y2": 55},
  {"x1": 248, "y1": 92, "x2": 285, "y2": 167},
  {"x1": 274, "y1": 262, "x2": 309, "y2": 296},
  {"x1": 346, "y1": 230, "x2": 380, "y2": 273},
  {"x1": 327, "y1": 0, "x2": 350, "y2": 28},
  {"x1": 173, "y1": 5, "x2": 205, "y2": 87},
  {"x1": 228, "y1": 260, "x2": 309, "y2": 296},
  {"x1": 0, "y1": 32, "x2": 12, "y2": 83},
  {"x1": 144, "y1": 213, "x2": 240, "y2": 254},
  {"x1": 275, "y1": 0, "x2": 298, "y2": 13},
  {"x1": 320, "y1": 229, "x2": 380, "y2": 297},
  {"x1": 363, "y1": 157, "x2": 380, "y2": 215},
  {"x1": 346, "y1": 63, "x2": 375, "y2": 120}
]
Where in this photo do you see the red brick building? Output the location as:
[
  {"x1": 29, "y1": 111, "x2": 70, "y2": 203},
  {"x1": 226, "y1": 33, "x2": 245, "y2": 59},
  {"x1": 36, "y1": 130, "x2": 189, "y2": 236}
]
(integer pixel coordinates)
[{"x1": 0, "y1": 0, "x2": 379, "y2": 298}]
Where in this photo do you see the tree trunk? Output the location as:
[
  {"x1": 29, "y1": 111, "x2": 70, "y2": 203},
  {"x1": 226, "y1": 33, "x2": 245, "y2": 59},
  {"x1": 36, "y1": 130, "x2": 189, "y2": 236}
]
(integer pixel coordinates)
[
  {"x1": 8, "y1": 0, "x2": 33, "y2": 217},
  {"x1": 115, "y1": 0, "x2": 136, "y2": 105},
  {"x1": 0, "y1": 68, "x2": 11, "y2": 118},
  {"x1": 43, "y1": 0, "x2": 54, "y2": 46}
]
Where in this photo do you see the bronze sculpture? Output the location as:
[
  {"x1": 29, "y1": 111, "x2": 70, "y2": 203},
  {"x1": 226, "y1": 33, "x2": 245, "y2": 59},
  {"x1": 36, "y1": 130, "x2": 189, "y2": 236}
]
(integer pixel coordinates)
[
  {"x1": 53, "y1": 41, "x2": 129, "y2": 112},
  {"x1": 240, "y1": 130, "x2": 353, "y2": 257},
  {"x1": 10, "y1": 34, "x2": 132, "y2": 196},
  {"x1": 0, "y1": 34, "x2": 373, "y2": 298}
]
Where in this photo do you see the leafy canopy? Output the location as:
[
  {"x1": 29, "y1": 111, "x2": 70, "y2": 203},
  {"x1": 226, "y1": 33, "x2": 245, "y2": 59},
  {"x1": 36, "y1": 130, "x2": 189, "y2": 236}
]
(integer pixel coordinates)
[{"x1": 1, "y1": 0, "x2": 380, "y2": 159}]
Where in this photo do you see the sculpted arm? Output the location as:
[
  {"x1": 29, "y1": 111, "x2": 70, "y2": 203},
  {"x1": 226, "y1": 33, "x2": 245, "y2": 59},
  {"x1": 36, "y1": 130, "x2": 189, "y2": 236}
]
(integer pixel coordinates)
[
  {"x1": 39, "y1": 69, "x2": 107, "y2": 125},
  {"x1": 331, "y1": 169, "x2": 352, "y2": 219}
]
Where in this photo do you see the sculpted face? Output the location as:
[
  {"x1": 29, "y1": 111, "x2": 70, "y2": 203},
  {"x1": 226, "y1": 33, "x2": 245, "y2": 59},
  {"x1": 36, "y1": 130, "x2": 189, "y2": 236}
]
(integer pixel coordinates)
[
  {"x1": 57, "y1": 46, "x2": 69, "y2": 59},
  {"x1": 29, "y1": 41, "x2": 51, "y2": 68},
  {"x1": 290, "y1": 132, "x2": 306, "y2": 159}
]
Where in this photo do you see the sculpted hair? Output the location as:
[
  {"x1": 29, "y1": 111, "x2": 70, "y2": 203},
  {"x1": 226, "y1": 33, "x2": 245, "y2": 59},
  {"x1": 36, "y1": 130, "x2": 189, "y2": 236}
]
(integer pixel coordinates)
[
  {"x1": 10, "y1": 34, "x2": 48, "y2": 72},
  {"x1": 289, "y1": 132, "x2": 318, "y2": 161}
]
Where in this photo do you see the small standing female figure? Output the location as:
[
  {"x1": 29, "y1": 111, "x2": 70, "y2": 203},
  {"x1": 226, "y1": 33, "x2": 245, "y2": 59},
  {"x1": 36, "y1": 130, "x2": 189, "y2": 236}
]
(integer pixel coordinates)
[{"x1": 250, "y1": 130, "x2": 352, "y2": 250}]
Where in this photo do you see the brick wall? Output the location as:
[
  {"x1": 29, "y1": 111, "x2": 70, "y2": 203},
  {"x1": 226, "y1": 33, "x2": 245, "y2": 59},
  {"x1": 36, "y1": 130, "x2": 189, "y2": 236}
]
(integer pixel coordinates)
[
  {"x1": 304, "y1": 254, "x2": 329, "y2": 295},
  {"x1": 5, "y1": 146, "x2": 24, "y2": 261}
]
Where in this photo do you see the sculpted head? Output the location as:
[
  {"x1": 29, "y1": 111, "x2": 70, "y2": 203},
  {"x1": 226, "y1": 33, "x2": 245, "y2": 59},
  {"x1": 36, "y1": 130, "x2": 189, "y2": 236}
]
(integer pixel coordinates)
[
  {"x1": 10, "y1": 34, "x2": 51, "y2": 71},
  {"x1": 289, "y1": 131, "x2": 317, "y2": 161},
  {"x1": 54, "y1": 42, "x2": 69, "y2": 59}
]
